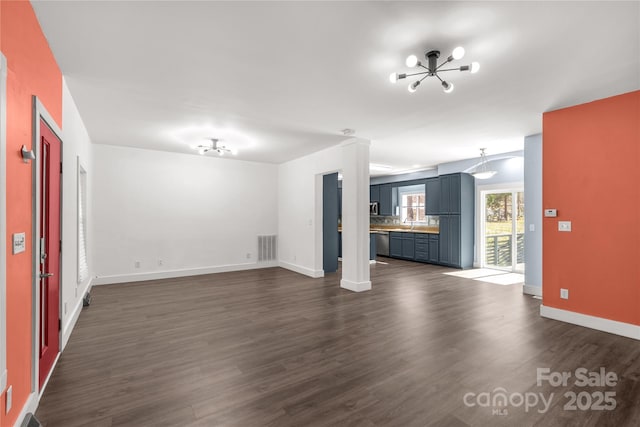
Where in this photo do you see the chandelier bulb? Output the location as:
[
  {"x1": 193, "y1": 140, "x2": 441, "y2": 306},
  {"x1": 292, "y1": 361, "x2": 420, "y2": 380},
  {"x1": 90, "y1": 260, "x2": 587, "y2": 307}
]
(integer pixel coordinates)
[
  {"x1": 405, "y1": 55, "x2": 419, "y2": 68},
  {"x1": 389, "y1": 72, "x2": 398, "y2": 84},
  {"x1": 442, "y1": 81, "x2": 454, "y2": 93},
  {"x1": 470, "y1": 61, "x2": 480, "y2": 74},
  {"x1": 452, "y1": 46, "x2": 465, "y2": 60},
  {"x1": 408, "y1": 81, "x2": 420, "y2": 93}
]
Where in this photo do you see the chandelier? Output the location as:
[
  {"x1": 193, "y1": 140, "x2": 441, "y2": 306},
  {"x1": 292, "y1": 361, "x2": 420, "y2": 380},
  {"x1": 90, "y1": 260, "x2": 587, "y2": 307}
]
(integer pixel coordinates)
[
  {"x1": 470, "y1": 148, "x2": 497, "y2": 180},
  {"x1": 389, "y1": 47, "x2": 479, "y2": 93},
  {"x1": 195, "y1": 138, "x2": 237, "y2": 156}
]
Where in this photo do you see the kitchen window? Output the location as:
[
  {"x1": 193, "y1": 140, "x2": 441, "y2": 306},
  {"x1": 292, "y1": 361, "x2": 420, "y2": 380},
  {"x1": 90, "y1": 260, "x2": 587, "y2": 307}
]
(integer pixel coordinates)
[{"x1": 398, "y1": 184, "x2": 426, "y2": 223}]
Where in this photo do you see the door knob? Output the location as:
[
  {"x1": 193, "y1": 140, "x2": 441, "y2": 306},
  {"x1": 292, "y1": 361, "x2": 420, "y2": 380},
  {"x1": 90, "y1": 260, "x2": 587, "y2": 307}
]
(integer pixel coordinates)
[{"x1": 40, "y1": 272, "x2": 54, "y2": 278}]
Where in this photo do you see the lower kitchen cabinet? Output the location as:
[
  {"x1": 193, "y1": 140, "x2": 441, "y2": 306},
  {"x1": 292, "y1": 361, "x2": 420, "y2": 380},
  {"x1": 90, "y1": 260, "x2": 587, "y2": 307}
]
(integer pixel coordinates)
[
  {"x1": 428, "y1": 234, "x2": 439, "y2": 263},
  {"x1": 414, "y1": 234, "x2": 429, "y2": 262},
  {"x1": 390, "y1": 232, "x2": 414, "y2": 259}
]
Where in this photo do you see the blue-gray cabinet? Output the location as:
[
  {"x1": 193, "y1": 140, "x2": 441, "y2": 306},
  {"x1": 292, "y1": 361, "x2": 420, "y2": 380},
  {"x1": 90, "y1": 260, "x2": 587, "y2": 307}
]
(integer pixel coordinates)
[
  {"x1": 390, "y1": 232, "x2": 403, "y2": 257},
  {"x1": 370, "y1": 185, "x2": 380, "y2": 203},
  {"x1": 426, "y1": 178, "x2": 440, "y2": 215},
  {"x1": 390, "y1": 232, "x2": 415, "y2": 259},
  {"x1": 414, "y1": 234, "x2": 429, "y2": 262},
  {"x1": 379, "y1": 184, "x2": 393, "y2": 216},
  {"x1": 428, "y1": 234, "x2": 439, "y2": 263},
  {"x1": 437, "y1": 173, "x2": 474, "y2": 268}
]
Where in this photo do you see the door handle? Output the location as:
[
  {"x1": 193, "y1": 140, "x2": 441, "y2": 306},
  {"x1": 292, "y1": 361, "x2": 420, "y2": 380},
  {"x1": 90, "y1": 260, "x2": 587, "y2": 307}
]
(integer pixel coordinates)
[{"x1": 40, "y1": 272, "x2": 54, "y2": 279}]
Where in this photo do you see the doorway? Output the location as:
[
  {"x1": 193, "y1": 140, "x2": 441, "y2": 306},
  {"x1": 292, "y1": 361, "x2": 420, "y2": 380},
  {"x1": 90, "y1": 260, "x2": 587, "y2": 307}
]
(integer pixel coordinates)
[
  {"x1": 37, "y1": 118, "x2": 62, "y2": 388},
  {"x1": 481, "y1": 189, "x2": 524, "y2": 273}
]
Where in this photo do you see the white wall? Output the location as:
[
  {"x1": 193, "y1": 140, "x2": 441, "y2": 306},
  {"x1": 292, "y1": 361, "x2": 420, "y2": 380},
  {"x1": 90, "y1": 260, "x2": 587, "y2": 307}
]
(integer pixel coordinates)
[
  {"x1": 91, "y1": 144, "x2": 278, "y2": 283},
  {"x1": 524, "y1": 133, "x2": 542, "y2": 295},
  {"x1": 278, "y1": 144, "x2": 343, "y2": 277},
  {"x1": 60, "y1": 79, "x2": 94, "y2": 349}
]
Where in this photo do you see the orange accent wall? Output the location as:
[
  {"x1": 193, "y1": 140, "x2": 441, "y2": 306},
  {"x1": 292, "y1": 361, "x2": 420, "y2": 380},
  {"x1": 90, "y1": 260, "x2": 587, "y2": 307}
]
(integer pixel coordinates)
[
  {"x1": 1, "y1": 1, "x2": 62, "y2": 425},
  {"x1": 543, "y1": 91, "x2": 640, "y2": 326}
]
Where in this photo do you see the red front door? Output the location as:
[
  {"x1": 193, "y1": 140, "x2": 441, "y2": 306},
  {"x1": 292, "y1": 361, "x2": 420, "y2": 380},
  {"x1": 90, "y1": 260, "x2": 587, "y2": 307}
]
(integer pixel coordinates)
[{"x1": 38, "y1": 118, "x2": 61, "y2": 388}]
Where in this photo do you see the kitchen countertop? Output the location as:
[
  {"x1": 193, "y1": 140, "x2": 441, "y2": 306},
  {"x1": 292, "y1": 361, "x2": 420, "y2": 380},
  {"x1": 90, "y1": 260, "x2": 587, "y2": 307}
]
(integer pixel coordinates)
[{"x1": 339, "y1": 226, "x2": 439, "y2": 235}]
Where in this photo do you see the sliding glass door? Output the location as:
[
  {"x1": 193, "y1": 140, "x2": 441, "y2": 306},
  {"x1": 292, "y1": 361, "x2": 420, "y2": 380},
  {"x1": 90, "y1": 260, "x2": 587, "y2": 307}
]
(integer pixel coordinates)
[{"x1": 482, "y1": 190, "x2": 524, "y2": 273}]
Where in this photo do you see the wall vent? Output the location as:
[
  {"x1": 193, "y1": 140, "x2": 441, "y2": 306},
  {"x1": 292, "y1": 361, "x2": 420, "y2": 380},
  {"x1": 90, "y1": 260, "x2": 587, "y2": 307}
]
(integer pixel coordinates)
[{"x1": 258, "y1": 235, "x2": 277, "y2": 262}]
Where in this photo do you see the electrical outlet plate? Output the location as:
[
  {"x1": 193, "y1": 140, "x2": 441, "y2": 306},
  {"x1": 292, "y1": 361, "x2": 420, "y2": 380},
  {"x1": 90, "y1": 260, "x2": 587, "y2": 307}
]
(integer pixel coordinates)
[
  {"x1": 544, "y1": 209, "x2": 557, "y2": 217},
  {"x1": 560, "y1": 288, "x2": 569, "y2": 299},
  {"x1": 558, "y1": 221, "x2": 572, "y2": 232}
]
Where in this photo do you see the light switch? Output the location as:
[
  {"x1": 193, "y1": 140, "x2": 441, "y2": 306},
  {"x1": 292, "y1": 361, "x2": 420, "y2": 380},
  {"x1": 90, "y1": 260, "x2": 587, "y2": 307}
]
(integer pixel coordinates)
[
  {"x1": 558, "y1": 221, "x2": 572, "y2": 232},
  {"x1": 544, "y1": 209, "x2": 557, "y2": 217},
  {"x1": 12, "y1": 232, "x2": 26, "y2": 254},
  {"x1": 529, "y1": 224, "x2": 535, "y2": 232}
]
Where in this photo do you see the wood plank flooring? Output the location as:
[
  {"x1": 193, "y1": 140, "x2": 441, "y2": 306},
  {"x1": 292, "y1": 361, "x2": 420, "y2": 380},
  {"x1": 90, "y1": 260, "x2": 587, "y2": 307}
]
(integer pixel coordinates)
[{"x1": 36, "y1": 259, "x2": 640, "y2": 426}]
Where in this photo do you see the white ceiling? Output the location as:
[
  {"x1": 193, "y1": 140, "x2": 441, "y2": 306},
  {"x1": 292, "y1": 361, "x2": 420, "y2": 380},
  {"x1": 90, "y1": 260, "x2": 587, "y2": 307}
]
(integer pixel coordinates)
[{"x1": 32, "y1": 1, "x2": 639, "y2": 173}]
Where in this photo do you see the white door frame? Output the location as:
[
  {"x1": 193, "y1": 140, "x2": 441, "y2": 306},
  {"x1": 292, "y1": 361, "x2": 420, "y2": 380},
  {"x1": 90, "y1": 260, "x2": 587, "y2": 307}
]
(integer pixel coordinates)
[
  {"x1": 0, "y1": 52, "x2": 8, "y2": 394},
  {"x1": 476, "y1": 182, "x2": 524, "y2": 272}
]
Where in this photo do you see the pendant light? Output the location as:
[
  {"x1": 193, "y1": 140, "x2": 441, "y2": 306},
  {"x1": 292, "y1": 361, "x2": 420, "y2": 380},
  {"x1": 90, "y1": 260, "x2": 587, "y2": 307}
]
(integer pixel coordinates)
[{"x1": 471, "y1": 148, "x2": 497, "y2": 180}]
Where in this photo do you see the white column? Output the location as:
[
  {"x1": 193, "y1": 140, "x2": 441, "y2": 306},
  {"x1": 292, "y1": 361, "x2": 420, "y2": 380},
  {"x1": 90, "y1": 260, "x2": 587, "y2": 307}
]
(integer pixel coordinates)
[{"x1": 340, "y1": 138, "x2": 371, "y2": 292}]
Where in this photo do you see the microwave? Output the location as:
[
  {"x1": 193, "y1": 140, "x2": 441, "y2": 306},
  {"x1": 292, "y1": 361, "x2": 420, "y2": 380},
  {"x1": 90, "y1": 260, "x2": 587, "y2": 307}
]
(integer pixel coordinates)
[{"x1": 369, "y1": 202, "x2": 379, "y2": 215}]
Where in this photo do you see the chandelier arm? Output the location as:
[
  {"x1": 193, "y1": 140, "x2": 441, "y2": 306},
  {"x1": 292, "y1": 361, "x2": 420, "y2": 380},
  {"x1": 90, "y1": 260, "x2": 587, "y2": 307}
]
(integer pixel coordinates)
[
  {"x1": 434, "y1": 73, "x2": 444, "y2": 83},
  {"x1": 417, "y1": 74, "x2": 430, "y2": 83},
  {"x1": 436, "y1": 67, "x2": 463, "y2": 72},
  {"x1": 405, "y1": 71, "x2": 429, "y2": 78},
  {"x1": 435, "y1": 60, "x2": 452, "y2": 71}
]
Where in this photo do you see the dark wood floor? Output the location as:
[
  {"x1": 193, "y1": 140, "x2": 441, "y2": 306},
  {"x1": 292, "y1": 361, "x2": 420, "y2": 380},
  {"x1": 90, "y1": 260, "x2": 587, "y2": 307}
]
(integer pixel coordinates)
[{"x1": 36, "y1": 259, "x2": 640, "y2": 427}]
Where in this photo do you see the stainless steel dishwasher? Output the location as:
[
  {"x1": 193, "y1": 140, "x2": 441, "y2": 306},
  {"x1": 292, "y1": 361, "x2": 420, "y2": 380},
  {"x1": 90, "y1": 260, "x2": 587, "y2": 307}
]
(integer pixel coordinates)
[{"x1": 375, "y1": 231, "x2": 389, "y2": 257}]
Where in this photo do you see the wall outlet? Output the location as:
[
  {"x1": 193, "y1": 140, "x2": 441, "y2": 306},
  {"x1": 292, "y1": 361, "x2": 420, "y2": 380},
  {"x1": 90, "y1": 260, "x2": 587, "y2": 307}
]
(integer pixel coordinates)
[
  {"x1": 64, "y1": 302, "x2": 68, "y2": 315},
  {"x1": 558, "y1": 221, "x2": 572, "y2": 232},
  {"x1": 158, "y1": 259, "x2": 163, "y2": 266},
  {"x1": 134, "y1": 261, "x2": 141, "y2": 269},
  {"x1": 6, "y1": 385, "x2": 11, "y2": 413},
  {"x1": 246, "y1": 253, "x2": 251, "y2": 259},
  {"x1": 560, "y1": 288, "x2": 569, "y2": 299},
  {"x1": 75, "y1": 287, "x2": 78, "y2": 298}
]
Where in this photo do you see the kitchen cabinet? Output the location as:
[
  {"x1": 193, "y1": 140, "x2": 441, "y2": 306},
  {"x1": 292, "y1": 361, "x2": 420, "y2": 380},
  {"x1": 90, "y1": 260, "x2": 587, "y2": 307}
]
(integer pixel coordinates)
[
  {"x1": 390, "y1": 233, "x2": 403, "y2": 257},
  {"x1": 439, "y1": 215, "x2": 461, "y2": 266},
  {"x1": 370, "y1": 185, "x2": 380, "y2": 203},
  {"x1": 414, "y1": 234, "x2": 429, "y2": 262},
  {"x1": 379, "y1": 184, "x2": 393, "y2": 216},
  {"x1": 390, "y1": 232, "x2": 414, "y2": 259},
  {"x1": 428, "y1": 234, "x2": 439, "y2": 263},
  {"x1": 426, "y1": 178, "x2": 440, "y2": 215}
]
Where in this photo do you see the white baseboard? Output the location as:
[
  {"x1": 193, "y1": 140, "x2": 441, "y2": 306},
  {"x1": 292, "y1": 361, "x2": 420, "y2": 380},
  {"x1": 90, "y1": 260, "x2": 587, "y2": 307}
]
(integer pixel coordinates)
[
  {"x1": 279, "y1": 261, "x2": 324, "y2": 278},
  {"x1": 523, "y1": 284, "x2": 542, "y2": 297},
  {"x1": 340, "y1": 279, "x2": 371, "y2": 292},
  {"x1": 540, "y1": 305, "x2": 640, "y2": 341},
  {"x1": 13, "y1": 391, "x2": 38, "y2": 427},
  {"x1": 92, "y1": 261, "x2": 279, "y2": 285}
]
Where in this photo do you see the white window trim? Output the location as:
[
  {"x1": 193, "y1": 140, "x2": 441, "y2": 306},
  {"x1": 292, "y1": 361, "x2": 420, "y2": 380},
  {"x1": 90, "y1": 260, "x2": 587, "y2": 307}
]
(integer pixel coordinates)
[
  {"x1": 77, "y1": 159, "x2": 88, "y2": 285},
  {"x1": 398, "y1": 184, "x2": 426, "y2": 223},
  {"x1": 1, "y1": 52, "x2": 8, "y2": 393}
]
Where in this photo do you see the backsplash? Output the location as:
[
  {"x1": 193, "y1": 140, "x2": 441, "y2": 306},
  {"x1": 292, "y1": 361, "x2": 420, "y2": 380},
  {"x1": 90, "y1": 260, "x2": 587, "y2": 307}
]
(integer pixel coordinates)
[{"x1": 370, "y1": 215, "x2": 401, "y2": 225}]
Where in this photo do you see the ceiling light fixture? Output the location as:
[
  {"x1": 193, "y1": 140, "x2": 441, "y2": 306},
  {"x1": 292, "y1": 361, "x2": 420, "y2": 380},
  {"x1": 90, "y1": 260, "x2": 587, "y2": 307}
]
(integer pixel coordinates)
[
  {"x1": 389, "y1": 46, "x2": 479, "y2": 94},
  {"x1": 470, "y1": 148, "x2": 497, "y2": 180},
  {"x1": 195, "y1": 138, "x2": 237, "y2": 156}
]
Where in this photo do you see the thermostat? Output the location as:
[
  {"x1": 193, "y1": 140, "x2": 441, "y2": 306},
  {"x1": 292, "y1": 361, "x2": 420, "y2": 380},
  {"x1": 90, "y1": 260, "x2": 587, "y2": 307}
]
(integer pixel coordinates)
[{"x1": 544, "y1": 209, "x2": 557, "y2": 217}]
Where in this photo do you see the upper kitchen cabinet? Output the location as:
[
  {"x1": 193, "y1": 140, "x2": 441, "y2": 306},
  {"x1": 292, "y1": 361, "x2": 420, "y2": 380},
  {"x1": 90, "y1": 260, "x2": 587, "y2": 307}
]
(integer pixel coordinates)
[
  {"x1": 425, "y1": 178, "x2": 440, "y2": 215},
  {"x1": 379, "y1": 184, "x2": 394, "y2": 216},
  {"x1": 439, "y1": 173, "x2": 473, "y2": 215},
  {"x1": 370, "y1": 185, "x2": 380, "y2": 203}
]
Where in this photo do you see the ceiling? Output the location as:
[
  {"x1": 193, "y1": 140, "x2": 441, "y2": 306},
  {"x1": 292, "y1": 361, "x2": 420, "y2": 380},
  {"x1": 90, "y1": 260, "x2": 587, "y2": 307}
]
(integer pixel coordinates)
[{"x1": 32, "y1": 1, "x2": 639, "y2": 174}]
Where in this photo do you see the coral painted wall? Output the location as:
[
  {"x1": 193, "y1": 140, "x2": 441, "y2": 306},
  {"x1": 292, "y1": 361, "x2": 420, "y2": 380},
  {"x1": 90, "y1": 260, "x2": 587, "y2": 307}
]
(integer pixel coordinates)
[
  {"x1": 1, "y1": 1, "x2": 62, "y2": 425},
  {"x1": 543, "y1": 91, "x2": 640, "y2": 326}
]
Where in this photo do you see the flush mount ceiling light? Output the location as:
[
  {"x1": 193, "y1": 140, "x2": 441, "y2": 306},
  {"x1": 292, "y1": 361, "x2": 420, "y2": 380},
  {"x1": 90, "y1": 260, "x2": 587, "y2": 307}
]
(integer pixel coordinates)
[
  {"x1": 389, "y1": 46, "x2": 479, "y2": 94},
  {"x1": 195, "y1": 138, "x2": 238, "y2": 156},
  {"x1": 471, "y1": 148, "x2": 497, "y2": 180}
]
